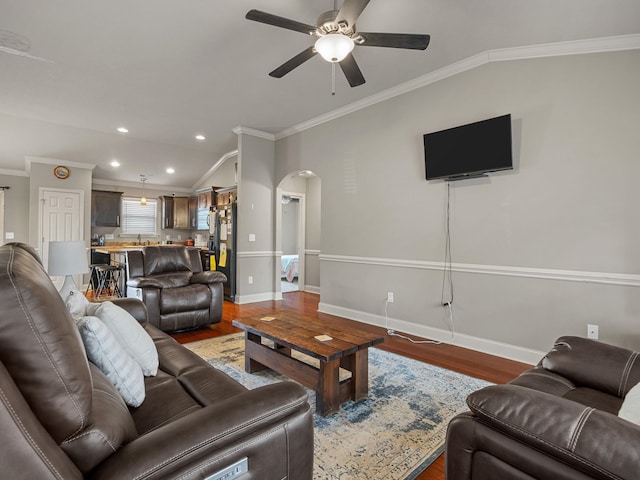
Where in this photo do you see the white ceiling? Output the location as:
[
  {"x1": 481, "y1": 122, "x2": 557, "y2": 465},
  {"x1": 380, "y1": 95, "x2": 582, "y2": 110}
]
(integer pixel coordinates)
[{"x1": 1, "y1": 0, "x2": 639, "y2": 189}]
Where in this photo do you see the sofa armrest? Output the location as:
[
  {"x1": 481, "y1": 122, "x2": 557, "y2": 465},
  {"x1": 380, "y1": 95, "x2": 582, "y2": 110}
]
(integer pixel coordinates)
[
  {"x1": 542, "y1": 336, "x2": 640, "y2": 397},
  {"x1": 467, "y1": 384, "x2": 640, "y2": 479},
  {"x1": 126, "y1": 276, "x2": 164, "y2": 289},
  {"x1": 190, "y1": 270, "x2": 227, "y2": 285},
  {"x1": 91, "y1": 382, "x2": 313, "y2": 480},
  {"x1": 111, "y1": 297, "x2": 149, "y2": 324}
]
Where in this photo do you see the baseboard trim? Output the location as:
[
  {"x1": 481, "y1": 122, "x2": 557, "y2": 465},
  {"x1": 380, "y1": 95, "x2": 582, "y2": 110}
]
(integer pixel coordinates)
[
  {"x1": 318, "y1": 302, "x2": 543, "y2": 365},
  {"x1": 235, "y1": 292, "x2": 278, "y2": 304},
  {"x1": 304, "y1": 285, "x2": 320, "y2": 295}
]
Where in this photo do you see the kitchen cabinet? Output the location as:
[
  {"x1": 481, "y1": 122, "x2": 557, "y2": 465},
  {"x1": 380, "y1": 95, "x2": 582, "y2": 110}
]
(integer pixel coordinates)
[
  {"x1": 189, "y1": 196, "x2": 198, "y2": 229},
  {"x1": 91, "y1": 190, "x2": 122, "y2": 227},
  {"x1": 161, "y1": 196, "x2": 189, "y2": 229}
]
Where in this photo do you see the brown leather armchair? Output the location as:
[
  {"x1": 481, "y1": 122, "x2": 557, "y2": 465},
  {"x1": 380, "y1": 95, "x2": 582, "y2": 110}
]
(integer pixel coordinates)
[
  {"x1": 445, "y1": 336, "x2": 640, "y2": 479},
  {"x1": 0, "y1": 242, "x2": 313, "y2": 479},
  {"x1": 126, "y1": 245, "x2": 226, "y2": 331}
]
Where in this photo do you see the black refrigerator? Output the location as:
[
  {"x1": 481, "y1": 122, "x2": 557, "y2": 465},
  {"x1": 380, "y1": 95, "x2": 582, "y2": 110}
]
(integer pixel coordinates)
[{"x1": 209, "y1": 203, "x2": 237, "y2": 301}]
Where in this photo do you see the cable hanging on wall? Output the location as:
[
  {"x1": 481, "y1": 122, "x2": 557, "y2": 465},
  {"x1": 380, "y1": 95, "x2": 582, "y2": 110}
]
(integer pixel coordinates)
[{"x1": 441, "y1": 182, "x2": 454, "y2": 306}]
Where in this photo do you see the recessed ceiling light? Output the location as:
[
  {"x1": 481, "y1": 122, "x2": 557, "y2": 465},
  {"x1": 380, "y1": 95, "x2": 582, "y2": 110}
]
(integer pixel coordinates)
[
  {"x1": 117, "y1": 127, "x2": 129, "y2": 133},
  {"x1": 110, "y1": 160, "x2": 120, "y2": 167},
  {"x1": 166, "y1": 167, "x2": 175, "y2": 174},
  {"x1": 195, "y1": 134, "x2": 206, "y2": 141}
]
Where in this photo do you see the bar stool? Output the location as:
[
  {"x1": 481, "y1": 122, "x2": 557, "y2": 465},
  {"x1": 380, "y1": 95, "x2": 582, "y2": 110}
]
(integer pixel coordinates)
[{"x1": 86, "y1": 264, "x2": 124, "y2": 299}]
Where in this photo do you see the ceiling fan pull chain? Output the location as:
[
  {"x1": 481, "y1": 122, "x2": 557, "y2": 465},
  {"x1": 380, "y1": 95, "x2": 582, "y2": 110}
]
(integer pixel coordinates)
[{"x1": 332, "y1": 63, "x2": 336, "y2": 96}]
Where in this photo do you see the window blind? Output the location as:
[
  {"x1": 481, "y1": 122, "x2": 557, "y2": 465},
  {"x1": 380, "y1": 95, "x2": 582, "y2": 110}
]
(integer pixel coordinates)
[{"x1": 121, "y1": 197, "x2": 157, "y2": 234}]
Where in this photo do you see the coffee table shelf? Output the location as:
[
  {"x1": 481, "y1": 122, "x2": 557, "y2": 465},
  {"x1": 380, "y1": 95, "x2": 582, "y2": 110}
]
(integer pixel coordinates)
[{"x1": 232, "y1": 311, "x2": 384, "y2": 416}]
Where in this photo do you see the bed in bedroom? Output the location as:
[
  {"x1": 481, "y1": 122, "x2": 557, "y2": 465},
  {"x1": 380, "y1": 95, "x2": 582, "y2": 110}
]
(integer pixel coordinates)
[{"x1": 281, "y1": 254, "x2": 299, "y2": 283}]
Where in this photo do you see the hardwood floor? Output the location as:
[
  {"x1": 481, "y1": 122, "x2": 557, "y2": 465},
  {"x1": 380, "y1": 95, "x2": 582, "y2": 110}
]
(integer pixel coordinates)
[{"x1": 171, "y1": 292, "x2": 532, "y2": 480}]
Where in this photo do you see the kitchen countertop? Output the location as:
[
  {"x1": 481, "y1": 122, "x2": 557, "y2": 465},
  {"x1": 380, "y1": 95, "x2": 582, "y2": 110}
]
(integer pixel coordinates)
[{"x1": 91, "y1": 245, "x2": 209, "y2": 254}]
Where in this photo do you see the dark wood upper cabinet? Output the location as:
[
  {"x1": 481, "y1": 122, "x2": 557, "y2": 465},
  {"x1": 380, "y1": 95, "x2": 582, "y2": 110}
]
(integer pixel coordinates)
[{"x1": 91, "y1": 190, "x2": 122, "y2": 227}]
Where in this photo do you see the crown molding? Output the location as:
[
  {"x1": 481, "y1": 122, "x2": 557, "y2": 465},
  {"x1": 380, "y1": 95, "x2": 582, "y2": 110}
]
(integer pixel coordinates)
[
  {"x1": 91, "y1": 177, "x2": 193, "y2": 193},
  {"x1": 275, "y1": 34, "x2": 640, "y2": 140},
  {"x1": 25, "y1": 156, "x2": 96, "y2": 173},
  {"x1": 0, "y1": 168, "x2": 29, "y2": 177},
  {"x1": 232, "y1": 126, "x2": 276, "y2": 141},
  {"x1": 192, "y1": 149, "x2": 238, "y2": 191}
]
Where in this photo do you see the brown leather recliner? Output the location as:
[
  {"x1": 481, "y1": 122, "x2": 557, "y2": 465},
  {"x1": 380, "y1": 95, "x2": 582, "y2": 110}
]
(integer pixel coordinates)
[
  {"x1": 0, "y1": 242, "x2": 313, "y2": 479},
  {"x1": 445, "y1": 336, "x2": 640, "y2": 479},
  {"x1": 126, "y1": 245, "x2": 226, "y2": 331}
]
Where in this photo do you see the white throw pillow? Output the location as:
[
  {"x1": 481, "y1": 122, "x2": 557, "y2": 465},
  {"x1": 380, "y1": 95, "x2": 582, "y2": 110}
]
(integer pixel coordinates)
[
  {"x1": 65, "y1": 289, "x2": 89, "y2": 323},
  {"x1": 77, "y1": 316, "x2": 145, "y2": 407},
  {"x1": 619, "y1": 382, "x2": 640, "y2": 424},
  {"x1": 86, "y1": 301, "x2": 159, "y2": 376}
]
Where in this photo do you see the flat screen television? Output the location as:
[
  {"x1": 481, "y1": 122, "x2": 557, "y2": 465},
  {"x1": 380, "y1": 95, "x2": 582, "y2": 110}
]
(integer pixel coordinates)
[{"x1": 423, "y1": 114, "x2": 513, "y2": 181}]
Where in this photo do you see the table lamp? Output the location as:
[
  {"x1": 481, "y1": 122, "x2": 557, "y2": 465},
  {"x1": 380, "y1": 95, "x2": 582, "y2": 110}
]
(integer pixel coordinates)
[{"x1": 48, "y1": 240, "x2": 89, "y2": 299}]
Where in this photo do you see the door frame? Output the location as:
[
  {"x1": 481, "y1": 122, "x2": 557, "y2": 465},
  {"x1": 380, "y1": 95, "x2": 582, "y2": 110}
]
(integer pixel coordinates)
[
  {"x1": 275, "y1": 189, "x2": 305, "y2": 297},
  {"x1": 38, "y1": 187, "x2": 85, "y2": 287}
]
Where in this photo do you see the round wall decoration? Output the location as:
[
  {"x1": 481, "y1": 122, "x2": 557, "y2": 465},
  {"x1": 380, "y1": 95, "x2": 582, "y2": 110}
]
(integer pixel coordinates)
[{"x1": 53, "y1": 165, "x2": 70, "y2": 179}]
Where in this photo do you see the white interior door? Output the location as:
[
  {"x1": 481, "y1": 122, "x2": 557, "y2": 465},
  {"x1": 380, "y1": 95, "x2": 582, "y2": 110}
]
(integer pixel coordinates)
[{"x1": 40, "y1": 188, "x2": 84, "y2": 289}]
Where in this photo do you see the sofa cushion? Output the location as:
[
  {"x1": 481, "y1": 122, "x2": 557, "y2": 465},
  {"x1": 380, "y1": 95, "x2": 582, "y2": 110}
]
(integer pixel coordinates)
[
  {"x1": 65, "y1": 289, "x2": 90, "y2": 322},
  {"x1": 77, "y1": 316, "x2": 145, "y2": 407},
  {"x1": 619, "y1": 382, "x2": 640, "y2": 424},
  {"x1": 160, "y1": 284, "x2": 211, "y2": 313},
  {"x1": 86, "y1": 301, "x2": 158, "y2": 376},
  {"x1": 143, "y1": 246, "x2": 192, "y2": 275},
  {"x1": 0, "y1": 243, "x2": 93, "y2": 444},
  {"x1": 61, "y1": 364, "x2": 138, "y2": 473},
  {"x1": 151, "y1": 272, "x2": 192, "y2": 288}
]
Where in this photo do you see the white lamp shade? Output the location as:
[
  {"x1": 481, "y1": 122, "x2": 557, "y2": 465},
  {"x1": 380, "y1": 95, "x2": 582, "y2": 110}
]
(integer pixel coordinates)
[
  {"x1": 315, "y1": 34, "x2": 355, "y2": 63},
  {"x1": 48, "y1": 241, "x2": 89, "y2": 276}
]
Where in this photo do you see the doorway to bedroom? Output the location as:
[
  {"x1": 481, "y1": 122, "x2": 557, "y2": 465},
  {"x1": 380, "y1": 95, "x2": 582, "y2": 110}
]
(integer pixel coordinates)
[{"x1": 281, "y1": 194, "x2": 301, "y2": 293}]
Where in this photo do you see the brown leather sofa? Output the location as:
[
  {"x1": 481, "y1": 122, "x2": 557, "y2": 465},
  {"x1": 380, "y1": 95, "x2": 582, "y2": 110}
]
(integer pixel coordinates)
[
  {"x1": 445, "y1": 336, "x2": 640, "y2": 479},
  {"x1": 126, "y1": 245, "x2": 226, "y2": 331},
  {"x1": 0, "y1": 242, "x2": 313, "y2": 479}
]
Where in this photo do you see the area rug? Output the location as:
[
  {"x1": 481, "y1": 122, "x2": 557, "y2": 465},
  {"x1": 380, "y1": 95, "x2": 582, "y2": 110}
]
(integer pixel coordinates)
[{"x1": 184, "y1": 333, "x2": 491, "y2": 480}]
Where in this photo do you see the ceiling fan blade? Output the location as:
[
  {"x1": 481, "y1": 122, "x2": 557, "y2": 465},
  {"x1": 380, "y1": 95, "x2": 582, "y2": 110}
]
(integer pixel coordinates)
[
  {"x1": 335, "y1": 0, "x2": 371, "y2": 28},
  {"x1": 269, "y1": 46, "x2": 318, "y2": 78},
  {"x1": 0, "y1": 45, "x2": 54, "y2": 63},
  {"x1": 358, "y1": 32, "x2": 430, "y2": 50},
  {"x1": 246, "y1": 10, "x2": 316, "y2": 35},
  {"x1": 339, "y1": 53, "x2": 365, "y2": 87}
]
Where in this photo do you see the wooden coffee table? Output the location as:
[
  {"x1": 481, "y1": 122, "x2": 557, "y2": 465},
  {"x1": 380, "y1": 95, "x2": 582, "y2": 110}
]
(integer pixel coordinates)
[{"x1": 232, "y1": 311, "x2": 384, "y2": 416}]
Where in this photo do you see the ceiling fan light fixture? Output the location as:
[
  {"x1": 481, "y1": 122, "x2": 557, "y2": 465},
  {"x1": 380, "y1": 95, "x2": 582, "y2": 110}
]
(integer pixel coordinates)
[{"x1": 315, "y1": 33, "x2": 354, "y2": 63}]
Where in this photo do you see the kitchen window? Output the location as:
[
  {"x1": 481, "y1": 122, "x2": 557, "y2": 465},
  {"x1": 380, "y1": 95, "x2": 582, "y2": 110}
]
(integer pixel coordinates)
[{"x1": 121, "y1": 197, "x2": 158, "y2": 235}]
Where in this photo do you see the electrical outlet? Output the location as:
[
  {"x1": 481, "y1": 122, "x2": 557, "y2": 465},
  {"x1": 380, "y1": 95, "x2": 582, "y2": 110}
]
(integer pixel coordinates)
[
  {"x1": 248, "y1": 276, "x2": 253, "y2": 284},
  {"x1": 387, "y1": 292, "x2": 394, "y2": 303},
  {"x1": 587, "y1": 324, "x2": 599, "y2": 340}
]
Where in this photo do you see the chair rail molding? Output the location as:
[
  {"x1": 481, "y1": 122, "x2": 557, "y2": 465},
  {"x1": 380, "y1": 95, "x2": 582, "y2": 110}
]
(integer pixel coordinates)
[{"x1": 320, "y1": 254, "x2": 640, "y2": 287}]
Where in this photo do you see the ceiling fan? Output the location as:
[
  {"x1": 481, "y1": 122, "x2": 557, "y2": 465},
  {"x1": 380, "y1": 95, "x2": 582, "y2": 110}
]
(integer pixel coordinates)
[
  {"x1": 246, "y1": 0, "x2": 430, "y2": 88},
  {"x1": 0, "y1": 29, "x2": 53, "y2": 63}
]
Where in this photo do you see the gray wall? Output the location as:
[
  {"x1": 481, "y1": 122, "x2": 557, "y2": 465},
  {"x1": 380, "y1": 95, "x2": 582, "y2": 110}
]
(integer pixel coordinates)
[
  {"x1": 305, "y1": 176, "x2": 321, "y2": 292},
  {"x1": 0, "y1": 173, "x2": 29, "y2": 244},
  {"x1": 201, "y1": 155, "x2": 237, "y2": 189},
  {"x1": 236, "y1": 132, "x2": 276, "y2": 303},
  {"x1": 275, "y1": 50, "x2": 640, "y2": 362}
]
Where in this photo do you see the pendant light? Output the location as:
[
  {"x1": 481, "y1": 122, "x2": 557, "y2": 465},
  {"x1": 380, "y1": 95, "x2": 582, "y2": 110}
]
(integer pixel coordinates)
[{"x1": 139, "y1": 175, "x2": 147, "y2": 206}]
